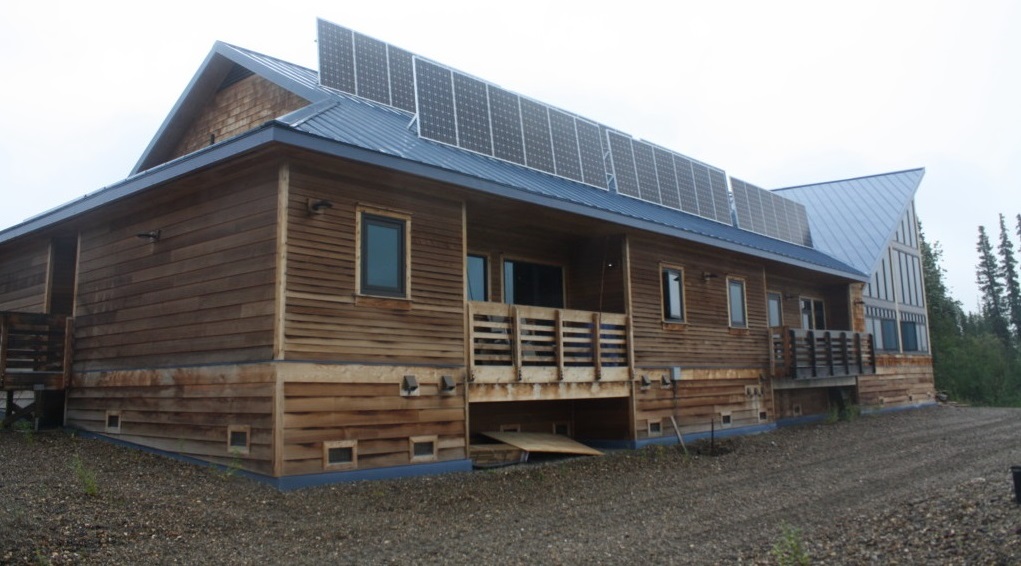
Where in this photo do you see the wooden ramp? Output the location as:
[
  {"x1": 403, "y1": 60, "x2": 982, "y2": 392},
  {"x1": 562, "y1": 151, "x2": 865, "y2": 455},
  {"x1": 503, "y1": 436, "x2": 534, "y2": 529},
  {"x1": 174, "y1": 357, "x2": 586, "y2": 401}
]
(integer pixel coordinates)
[{"x1": 481, "y1": 432, "x2": 603, "y2": 456}]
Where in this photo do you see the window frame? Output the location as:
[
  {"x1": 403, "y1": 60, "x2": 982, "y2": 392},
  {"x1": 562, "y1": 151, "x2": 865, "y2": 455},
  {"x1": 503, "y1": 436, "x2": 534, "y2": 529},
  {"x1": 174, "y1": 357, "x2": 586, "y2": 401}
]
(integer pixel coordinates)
[
  {"x1": 409, "y1": 435, "x2": 438, "y2": 463},
  {"x1": 227, "y1": 424, "x2": 251, "y2": 455},
  {"x1": 356, "y1": 208, "x2": 411, "y2": 299},
  {"x1": 799, "y1": 296, "x2": 826, "y2": 330},
  {"x1": 323, "y1": 439, "x2": 358, "y2": 471},
  {"x1": 501, "y1": 257, "x2": 566, "y2": 308},
  {"x1": 727, "y1": 277, "x2": 748, "y2": 328},
  {"x1": 766, "y1": 291, "x2": 783, "y2": 328},
  {"x1": 660, "y1": 264, "x2": 686, "y2": 324}
]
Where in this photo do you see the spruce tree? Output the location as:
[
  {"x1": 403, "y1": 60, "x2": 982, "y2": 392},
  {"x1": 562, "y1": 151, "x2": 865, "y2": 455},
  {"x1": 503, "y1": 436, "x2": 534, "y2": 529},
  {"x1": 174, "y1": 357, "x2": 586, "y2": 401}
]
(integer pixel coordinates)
[
  {"x1": 976, "y1": 225, "x2": 1010, "y2": 344},
  {"x1": 998, "y1": 214, "x2": 1021, "y2": 342}
]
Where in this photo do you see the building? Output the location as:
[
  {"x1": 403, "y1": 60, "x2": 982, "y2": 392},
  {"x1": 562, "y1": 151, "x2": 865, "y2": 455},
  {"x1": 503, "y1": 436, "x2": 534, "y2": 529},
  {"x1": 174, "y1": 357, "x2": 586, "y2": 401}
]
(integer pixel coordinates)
[{"x1": 0, "y1": 19, "x2": 933, "y2": 488}]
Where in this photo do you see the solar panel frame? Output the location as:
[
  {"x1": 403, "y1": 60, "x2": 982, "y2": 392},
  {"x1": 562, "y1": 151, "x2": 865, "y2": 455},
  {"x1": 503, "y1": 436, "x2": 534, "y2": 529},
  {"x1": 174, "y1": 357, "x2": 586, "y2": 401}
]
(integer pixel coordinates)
[
  {"x1": 632, "y1": 141, "x2": 661, "y2": 204},
  {"x1": 673, "y1": 155, "x2": 699, "y2": 215},
  {"x1": 575, "y1": 119, "x2": 607, "y2": 189},
  {"x1": 520, "y1": 98, "x2": 555, "y2": 174},
  {"x1": 708, "y1": 168, "x2": 732, "y2": 225},
  {"x1": 760, "y1": 189, "x2": 779, "y2": 238},
  {"x1": 653, "y1": 147, "x2": 681, "y2": 210},
  {"x1": 413, "y1": 58, "x2": 458, "y2": 146},
  {"x1": 731, "y1": 179, "x2": 751, "y2": 230},
  {"x1": 548, "y1": 108, "x2": 583, "y2": 182},
  {"x1": 487, "y1": 86, "x2": 526, "y2": 165},
  {"x1": 317, "y1": 20, "x2": 356, "y2": 94},
  {"x1": 607, "y1": 131, "x2": 641, "y2": 198},
  {"x1": 387, "y1": 45, "x2": 416, "y2": 113},
  {"x1": 452, "y1": 72, "x2": 493, "y2": 156},
  {"x1": 690, "y1": 162, "x2": 716, "y2": 221},
  {"x1": 353, "y1": 32, "x2": 391, "y2": 105},
  {"x1": 773, "y1": 192, "x2": 794, "y2": 243}
]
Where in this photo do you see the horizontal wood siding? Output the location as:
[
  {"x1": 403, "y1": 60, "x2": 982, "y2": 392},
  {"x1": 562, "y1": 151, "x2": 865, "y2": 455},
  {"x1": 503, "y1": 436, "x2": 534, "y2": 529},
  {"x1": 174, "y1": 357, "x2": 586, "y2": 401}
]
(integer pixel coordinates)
[
  {"x1": 66, "y1": 364, "x2": 276, "y2": 475},
  {"x1": 634, "y1": 368, "x2": 769, "y2": 438},
  {"x1": 858, "y1": 354, "x2": 935, "y2": 408},
  {"x1": 774, "y1": 388, "x2": 832, "y2": 419},
  {"x1": 0, "y1": 239, "x2": 49, "y2": 312},
  {"x1": 74, "y1": 163, "x2": 279, "y2": 370},
  {"x1": 283, "y1": 161, "x2": 465, "y2": 364},
  {"x1": 280, "y1": 364, "x2": 467, "y2": 475}
]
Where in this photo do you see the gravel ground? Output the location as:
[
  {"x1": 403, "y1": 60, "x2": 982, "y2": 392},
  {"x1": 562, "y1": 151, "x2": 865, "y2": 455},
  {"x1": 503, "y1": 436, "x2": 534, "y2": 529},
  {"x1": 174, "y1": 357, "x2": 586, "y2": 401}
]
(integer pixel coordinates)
[{"x1": 2, "y1": 405, "x2": 1020, "y2": 565}]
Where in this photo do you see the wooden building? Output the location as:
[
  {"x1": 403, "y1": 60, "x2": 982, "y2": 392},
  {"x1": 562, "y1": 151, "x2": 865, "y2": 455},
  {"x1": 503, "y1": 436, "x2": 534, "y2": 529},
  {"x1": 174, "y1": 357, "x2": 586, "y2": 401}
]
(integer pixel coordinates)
[{"x1": 0, "y1": 20, "x2": 933, "y2": 487}]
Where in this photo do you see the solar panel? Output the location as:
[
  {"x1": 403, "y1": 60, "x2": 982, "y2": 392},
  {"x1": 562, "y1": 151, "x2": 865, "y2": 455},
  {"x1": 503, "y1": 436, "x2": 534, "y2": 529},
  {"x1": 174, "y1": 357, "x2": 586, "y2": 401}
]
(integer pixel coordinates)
[
  {"x1": 760, "y1": 189, "x2": 779, "y2": 238},
  {"x1": 730, "y1": 177, "x2": 812, "y2": 246},
  {"x1": 387, "y1": 45, "x2": 416, "y2": 113},
  {"x1": 318, "y1": 20, "x2": 355, "y2": 94},
  {"x1": 354, "y1": 33, "x2": 391, "y2": 105},
  {"x1": 549, "y1": 109, "x2": 582, "y2": 182},
  {"x1": 452, "y1": 72, "x2": 493, "y2": 155},
  {"x1": 708, "y1": 168, "x2": 732, "y2": 225},
  {"x1": 632, "y1": 141, "x2": 661, "y2": 204},
  {"x1": 691, "y1": 162, "x2": 716, "y2": 220},
  {"x1": 607, "y1": 131, "x2": 640, "y2": 198},
  {"x1": 520, "y1": 98, "x2": 555, "y2": 174},
  {"x1": 794, "y1": 201, "x2": 813, "y2": 246},
  {"x1": 673, "y1": 155, "x2": 699, "y2": 215},
  {"x1": 773, "y1": 192, "x2": 793, "y2": 243},
  {"x1": 414, "y1": 58, "x2": 457, "y2": 146},
  {"x1": 653, "y1": 147, "x2": 681, "y2": 210},
  {"x1": 576, "y1": 119, "x2": 607, "y2": 189},
  {"x1": 487, "y1": 86, "x2": 525, "y2": 165},
  {"x1": 732, "y1": 179, "x2": 752, "y2": 230}
]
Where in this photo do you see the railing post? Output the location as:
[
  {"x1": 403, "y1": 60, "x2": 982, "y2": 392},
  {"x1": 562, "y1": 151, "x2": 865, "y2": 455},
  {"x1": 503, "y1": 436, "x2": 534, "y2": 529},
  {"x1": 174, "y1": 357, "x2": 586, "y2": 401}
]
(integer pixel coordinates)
[
  {"x1": 555, "y1": 309, "x2": 564, "y2": 381},
  {"x1": 511, "y1": 306, "x2": 522, "y2": 381},
  {"x1": 592, "y1": 312, "x2": 602, "y2": 381},
  {"x1": 0, "y1": 314, "x2": 8, "y2": 389},
  {"x1": 783, "y1": 328, "x2": 794, "y2": 378},
  {"x1": 839, "y1": 332, "x2": 850, "y2": 376},
  {"x1": 806, "y1": 330, "x2": 816, "y2": 378},
  {"x1": 62, "y1": 317, "x2": 74, "y2": 390}
]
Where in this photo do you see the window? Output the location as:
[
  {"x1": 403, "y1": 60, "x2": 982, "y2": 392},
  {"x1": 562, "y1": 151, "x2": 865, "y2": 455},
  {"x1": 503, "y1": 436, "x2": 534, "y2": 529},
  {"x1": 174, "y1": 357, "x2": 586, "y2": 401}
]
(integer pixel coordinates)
[
  {"x1": 901, "y1": 321, "x2": 920, "y2": 352},
  {"x1": 800, "y1": 298, "x2": 825, "y2": 330},
  {"x1": 647, "y1": 420, "x2": 663, "y2": 436},
  {"x1": 767, "y1": 292, "x2": 783, "y2": 327},
  {"x1": 661, "y1": 267, "x2": 685, "y2": 322},
  {"x1": 503, "y1": 259, "x2": 564, "y2": 308},
  {"x1": 410, "y1": 435, "x2": 438, "y2": 462},
  {"x1": 105, "y1": 411, "x2": 121, "y2": 434},
  {"x1": 880, "y1": 318, "x2": 899, "y2": 351},
  {"x1": 360, "y1": 212, "x2": 408, "y2": 298},
  {"x1": 467, "y1": 254, "x2": 488, "y2": 301},
  {"x1": 727, "y1": 278, "x2": 747, "y2": 328},
  {"x1": 323, "y1": 440, "x2": 357, "y2": 471},
  {"x1": 227, "y1": 425, "x2": 251, "y2": 455}
]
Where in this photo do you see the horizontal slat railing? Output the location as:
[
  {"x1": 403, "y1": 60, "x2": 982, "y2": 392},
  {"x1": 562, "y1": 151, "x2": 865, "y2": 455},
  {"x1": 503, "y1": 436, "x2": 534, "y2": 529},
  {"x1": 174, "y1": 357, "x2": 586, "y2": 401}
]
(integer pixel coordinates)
[
  {"x1": 1, "y1": 312, "x2": 73, "y2": 390},
  {"x1": 770, "y1": 327, "x2": 875, "y2": 379},
  {"x1": 467, "y1": 302, "x2": 629, "y2": 382}
]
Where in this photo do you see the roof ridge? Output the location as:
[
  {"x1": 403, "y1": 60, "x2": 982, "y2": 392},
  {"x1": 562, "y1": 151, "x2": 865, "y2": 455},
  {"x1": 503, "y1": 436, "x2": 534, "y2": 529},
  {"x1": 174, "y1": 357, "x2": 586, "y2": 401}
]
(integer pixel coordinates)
[
  {"x1": 773, "y1": 167, "x2": 925, "y2": 192},
  {"x1": 217, "y1": 41, "x2": 319, "y2": 76}
]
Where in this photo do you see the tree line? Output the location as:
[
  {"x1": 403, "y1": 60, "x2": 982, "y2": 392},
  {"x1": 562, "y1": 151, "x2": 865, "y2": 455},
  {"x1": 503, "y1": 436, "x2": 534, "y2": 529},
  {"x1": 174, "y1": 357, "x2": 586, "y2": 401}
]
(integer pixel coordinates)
[{"x1": 923, "y1": 213, "x2": 1021, "y2": 405}]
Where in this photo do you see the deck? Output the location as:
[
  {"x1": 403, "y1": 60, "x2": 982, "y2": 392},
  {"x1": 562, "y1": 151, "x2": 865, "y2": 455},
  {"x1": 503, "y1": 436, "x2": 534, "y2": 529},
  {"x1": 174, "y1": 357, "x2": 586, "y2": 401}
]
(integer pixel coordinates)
[
  {"x1": 1, "y1": 312, "x2": 73, "y2": 427},
  {"x1": 771, "y1": 327, "x2": 876, "y2": 380}
]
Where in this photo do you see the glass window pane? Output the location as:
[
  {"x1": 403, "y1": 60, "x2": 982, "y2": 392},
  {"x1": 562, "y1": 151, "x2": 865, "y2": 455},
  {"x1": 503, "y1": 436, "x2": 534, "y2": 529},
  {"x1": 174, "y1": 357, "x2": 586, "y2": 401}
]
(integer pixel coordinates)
[
  {"x1": 503, "y1": 259, "x2": 564, "y2": 308},
  {"x1": 662, "y1": 269, "x2": 684, "y2": 321},
  {"x1": 813, "y1": 300, "x2": 826, "y2": 330},
  {"x1": 467, "y1": 254, "x2": 488, "y2": 301},
  {"x1": 729, "y1": 280, "x2": 746, "y2": 327},
  {"x1": 901, "y1": 321, "x2": 918, "y2": 351},
  {"x1": 767, "y1": 292, "x2": 782, "y2": 327},
  {"x1": 881, "y1": 319, "x2": 899, "y2": 351},
  {"x1": 361, "y1": 214, "x2": 405, "y2": 296}
]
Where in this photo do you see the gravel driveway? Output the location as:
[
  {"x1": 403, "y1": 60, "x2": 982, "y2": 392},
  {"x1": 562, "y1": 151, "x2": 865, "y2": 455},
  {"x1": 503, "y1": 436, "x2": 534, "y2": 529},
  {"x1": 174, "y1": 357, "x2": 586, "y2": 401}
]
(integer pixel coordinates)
[{"x1": 2, "y1": 405, "x2": 1019, "y2": 564}]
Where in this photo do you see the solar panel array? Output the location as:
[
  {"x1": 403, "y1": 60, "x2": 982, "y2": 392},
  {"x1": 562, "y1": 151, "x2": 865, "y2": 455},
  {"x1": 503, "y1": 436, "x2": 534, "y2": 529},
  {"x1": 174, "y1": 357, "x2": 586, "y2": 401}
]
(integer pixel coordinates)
[
  {"x1": 731, "y1": 178, "x2": 813, "y2": 247},
  {"x1": 317, "y1": 19, "x2": 811, "y2": 235}
]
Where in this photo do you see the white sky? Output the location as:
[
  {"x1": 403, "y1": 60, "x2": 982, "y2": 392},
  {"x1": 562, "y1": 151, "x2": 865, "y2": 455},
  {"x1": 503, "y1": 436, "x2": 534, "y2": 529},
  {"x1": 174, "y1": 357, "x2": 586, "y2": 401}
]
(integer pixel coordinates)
[{"x1": 2, "y1": 0, "x2": 1018, "y2": 311}]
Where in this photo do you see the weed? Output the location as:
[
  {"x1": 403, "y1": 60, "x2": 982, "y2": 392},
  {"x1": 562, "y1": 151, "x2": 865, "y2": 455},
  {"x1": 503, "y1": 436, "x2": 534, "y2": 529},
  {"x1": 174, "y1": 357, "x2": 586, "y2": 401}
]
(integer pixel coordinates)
[
  {"x1": 34, "y1": 548, "x2": 52, "y2": 565},
  {"x1": 221, "y1": 449, "x2": 244, "y2": 478},
  {"x1": 770, "y1": 523, "x2": 810, "y2": 566},
  {"x1": 70, "y1": 453, "x2": 99, "y2": 496}
]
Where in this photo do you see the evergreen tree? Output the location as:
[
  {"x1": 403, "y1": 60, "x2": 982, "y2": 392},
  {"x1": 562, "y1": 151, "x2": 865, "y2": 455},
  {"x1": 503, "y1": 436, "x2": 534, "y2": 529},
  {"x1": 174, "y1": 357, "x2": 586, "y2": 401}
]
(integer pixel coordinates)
[
  {"x1": 998, "y1": 214, "x2": 1021, "y2": 342},
  {"x1": 920, "y1": 223, "x2": 964, "y2": 395},
  {"x1": 976, "y1": 226, "x2": 1011, "y2": 345}
]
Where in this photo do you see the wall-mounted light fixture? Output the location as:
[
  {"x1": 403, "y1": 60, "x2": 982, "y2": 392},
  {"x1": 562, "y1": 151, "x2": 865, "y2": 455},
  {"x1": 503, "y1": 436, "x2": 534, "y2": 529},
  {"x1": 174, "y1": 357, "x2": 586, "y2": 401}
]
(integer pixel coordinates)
[
  {"x1": 307, "y1": 198, "x2": 334, "y2": 215},
  {"x1": 701, "y1": 271, "x2": 719, "y2": 282},
  {"x1": 660, "y1": 374, "x2": 672, "y2": 387},
  {"x1": 640, "y1": 374, "x2": 651, "y2": 388},
  {"x1": 136, "y1": 229, "x2": 161, "y2": 243},
  {"x1": 439, "y1": 375, "x2": 456, "y2": 393},
  {"x1": 402, "y1": 375, "x2": 419, "y2": 394}
]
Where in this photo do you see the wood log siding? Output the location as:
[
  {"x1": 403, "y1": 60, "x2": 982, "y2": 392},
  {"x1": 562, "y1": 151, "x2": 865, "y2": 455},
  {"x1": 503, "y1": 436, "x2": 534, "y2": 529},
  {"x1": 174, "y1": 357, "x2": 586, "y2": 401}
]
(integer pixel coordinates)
[
  {"x1": 858, "y1": 354, "x2": 935, "y2": 408},
  {"x1": 634, "y1": 369, "x2": 770, "y2": 439},
  {"x1": 282, "y1": 164, "x2": 465, "y2": 364},
  {"x1": 0, "y1": 239, "x2": 50, "y2": 312},
  {"x1": 73, "y1": 164, "x2": 280, "y2": 370}
]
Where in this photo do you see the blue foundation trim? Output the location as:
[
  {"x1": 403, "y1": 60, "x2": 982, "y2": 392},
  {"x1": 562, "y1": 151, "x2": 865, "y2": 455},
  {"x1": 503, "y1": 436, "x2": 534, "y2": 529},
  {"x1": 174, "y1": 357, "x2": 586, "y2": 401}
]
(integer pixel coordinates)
[
  {"x1": 585, "y1": 422, "x2": 777, "y2": 450},
  {"x1": 775, "y1": 413, "x2": 830, "y2": 428},
  {"x1": 70, "y1": 428, "x2": 472, "y2": 491},
  {"x1": 861, "y1": 401, "x2": 938, "y2": 415}
]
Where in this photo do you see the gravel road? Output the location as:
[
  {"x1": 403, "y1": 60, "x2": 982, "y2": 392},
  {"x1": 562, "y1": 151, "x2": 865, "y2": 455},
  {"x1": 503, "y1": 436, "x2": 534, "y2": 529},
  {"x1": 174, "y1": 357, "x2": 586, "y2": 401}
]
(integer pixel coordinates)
[{"x1": 2, "y1": 405, "x2": 1020, "y2": 565}]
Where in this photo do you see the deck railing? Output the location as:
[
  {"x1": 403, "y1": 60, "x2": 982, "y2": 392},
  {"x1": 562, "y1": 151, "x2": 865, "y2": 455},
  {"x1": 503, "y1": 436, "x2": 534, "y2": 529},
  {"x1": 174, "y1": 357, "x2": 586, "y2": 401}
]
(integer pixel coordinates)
[
  {"x1": 0, "y1": 312, "x2": 73, "y2": 391},
  {"x1": 467, "y1": 302, "x2": 630, "y2": 382},
  {"x1": 771, "y1": 327, "x2": 875, "y2": 379}
]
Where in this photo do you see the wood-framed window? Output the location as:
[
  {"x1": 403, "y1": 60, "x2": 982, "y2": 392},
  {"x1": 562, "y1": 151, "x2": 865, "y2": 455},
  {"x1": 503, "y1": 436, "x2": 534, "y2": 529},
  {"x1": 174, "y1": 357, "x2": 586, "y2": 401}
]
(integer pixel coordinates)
[
  {"x1": 727, "y1": 278, "x2": 748, "y2": 328},
  {"x1": 105, "y1": 410, "x2": 121, "y2": 434},
  {"x1": 409, "y1": 435, "x2": 438, "y2": 462},
  {"x1": 647, "y1": 419, "x2": 663, "y2": 437},
  {"x1": 766, "y1": 291, "x2": 783, "y2": 328},
  {"x1": 466, "y1": 253, "x2": 489, "y2": 301},
  {"x1": 661, "y1": 265, "x2": 686, "y2": 323},
  {"x1": 800, "y1": 297, "x2": 826, "y2": 330},
  {"x1": 323, "y1": 440, "x2": 358, "y2": 471},
  {"x1": 357, "y1": 208, "x2": 410, "y2": 298},
  {"x1": 227, "y1": 425, "x2": 251, "y2": 455},
  {"x1": 502, "y1": 258, "x2": 564, "y2": 308}
]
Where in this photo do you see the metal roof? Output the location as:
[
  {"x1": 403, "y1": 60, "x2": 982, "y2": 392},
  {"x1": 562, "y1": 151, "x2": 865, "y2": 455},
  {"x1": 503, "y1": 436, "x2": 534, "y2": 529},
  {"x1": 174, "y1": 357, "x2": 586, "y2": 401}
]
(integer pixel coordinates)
[
  {"x1": 2, "y1": 41, "x2": 871, "y2": 281},
  {"x1": 774, "y1": 168, "x2": 925, "y2": 275}
]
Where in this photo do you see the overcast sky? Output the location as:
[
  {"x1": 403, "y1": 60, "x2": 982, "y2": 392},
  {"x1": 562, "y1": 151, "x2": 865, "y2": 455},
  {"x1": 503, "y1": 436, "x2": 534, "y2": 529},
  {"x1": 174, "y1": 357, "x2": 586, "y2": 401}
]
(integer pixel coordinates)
[{"x1": 2, "y1": 0, "x2": 1018, "y2": 310}]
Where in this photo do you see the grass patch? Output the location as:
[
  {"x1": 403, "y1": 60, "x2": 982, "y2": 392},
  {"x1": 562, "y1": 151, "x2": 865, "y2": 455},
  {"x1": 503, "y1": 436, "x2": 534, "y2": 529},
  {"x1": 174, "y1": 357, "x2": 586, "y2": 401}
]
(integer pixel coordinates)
[
  {"x1": 70, "y1": 453, "x2": 99, "y2": 496},
  {"x1": 770, "y1": 523, "x2": 810, "y2": 566}
]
